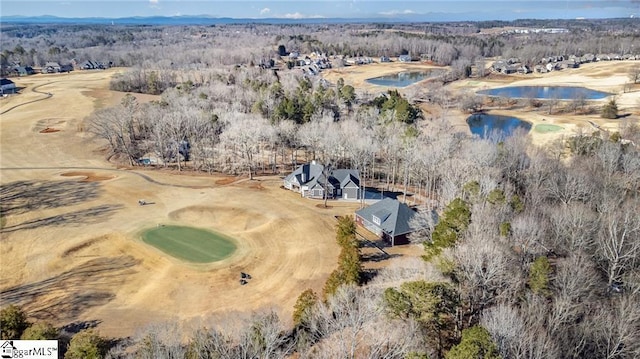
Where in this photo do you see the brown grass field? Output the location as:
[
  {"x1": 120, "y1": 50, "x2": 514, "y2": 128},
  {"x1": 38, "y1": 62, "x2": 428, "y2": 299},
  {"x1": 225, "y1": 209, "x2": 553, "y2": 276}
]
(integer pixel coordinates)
[
  {"x1": 0, "y1": 69, "x2": 362, "y2": 337},
  {"x1": 1, "y1": 61, "x2": 639, "y2": 338}
]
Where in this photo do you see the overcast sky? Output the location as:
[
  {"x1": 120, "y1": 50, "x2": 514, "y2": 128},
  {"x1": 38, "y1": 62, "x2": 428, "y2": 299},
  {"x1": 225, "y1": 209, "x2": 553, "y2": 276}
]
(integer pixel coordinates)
[{"x1": 1, "y1": 0, "x2": 638, "y2": 20}]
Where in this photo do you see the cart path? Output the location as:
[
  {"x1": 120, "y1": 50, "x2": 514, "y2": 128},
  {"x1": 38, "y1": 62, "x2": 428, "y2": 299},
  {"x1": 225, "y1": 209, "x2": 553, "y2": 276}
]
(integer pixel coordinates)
[
  {"x1": 0, "y1": 82, "x2": 55, "y2": 115},
  {"x1": 0, "y1": 166, "x2": 217, "y2": 189}
]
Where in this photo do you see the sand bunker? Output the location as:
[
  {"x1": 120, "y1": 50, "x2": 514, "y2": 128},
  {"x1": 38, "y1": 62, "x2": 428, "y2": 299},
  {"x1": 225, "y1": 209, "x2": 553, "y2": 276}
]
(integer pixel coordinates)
[
  {"x1": 39, "y1": 127, "x2": 60, "y2": 133},
  {"x1": 60, "y1": 171, "x2": 115, "y2": 182},
  {"x1": 33, "y1": 118, "x2": 69, "y2": 133},
  {"x1": 168, "y1": 205, "x2": 271, "y2": 232},
  {"x1": 215, "y1": 177, "x2": 240, "y2": 185}
]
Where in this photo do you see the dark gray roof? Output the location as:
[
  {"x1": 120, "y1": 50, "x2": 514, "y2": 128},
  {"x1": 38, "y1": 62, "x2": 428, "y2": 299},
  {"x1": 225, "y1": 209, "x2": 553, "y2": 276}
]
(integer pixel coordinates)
[
  {"x1": 0, "y1": 78, "x2": 15, "y2": 86},
  {"x1": 331, "y1": 169, "x2": 360, "y2": 188},
  {"x1": 284, "y1": 162, "x2": 324, "y2": 186},
  {"x1": 285, "y1": 163, "x2": 359, "y2": 190},
  {"x1": 355, "y1": 198, "x2": 420, "y2": 237}
]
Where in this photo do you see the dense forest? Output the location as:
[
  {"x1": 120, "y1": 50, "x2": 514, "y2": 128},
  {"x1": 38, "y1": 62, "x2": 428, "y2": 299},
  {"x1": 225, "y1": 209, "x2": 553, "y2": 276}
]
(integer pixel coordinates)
[{"x1": 1, "y1": 18, "x2": 639, "y2": 359}]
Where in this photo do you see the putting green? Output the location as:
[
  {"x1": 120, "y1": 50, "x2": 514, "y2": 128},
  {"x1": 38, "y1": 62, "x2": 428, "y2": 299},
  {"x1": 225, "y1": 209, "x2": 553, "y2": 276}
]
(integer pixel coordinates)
[
  {"x1": 142, "y1": 225, "x2": 237, "y2": 263},
  {"x1": 535, "y1": 124, "x2": 564, "y2": 133}
]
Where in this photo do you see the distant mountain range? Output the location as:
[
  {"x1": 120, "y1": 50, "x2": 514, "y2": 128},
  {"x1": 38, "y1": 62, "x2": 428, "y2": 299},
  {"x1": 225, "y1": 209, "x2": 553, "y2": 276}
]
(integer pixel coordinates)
[{"x1": 0, "y1": 15, "x2": 441, "y2": 25}]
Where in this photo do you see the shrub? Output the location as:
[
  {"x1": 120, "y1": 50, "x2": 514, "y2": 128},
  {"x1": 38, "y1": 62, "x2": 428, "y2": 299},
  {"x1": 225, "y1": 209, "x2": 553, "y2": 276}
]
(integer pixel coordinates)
[
  {"x1": 529, "y1": 256, "x2": 552, "y2": 296},
  {"x1": 323, "y1": 216, "x2": 362, "y2": 299},
  {"x1": 424, "y1": 198, "x2": 471, "y2": 261},
  {"x1": 499, "y1": 222, "x2": 511, "y2": 237},
  {"x1": 21, "y1": 322, "x2": 58, "y2": 340},
  {"x1": 487, "y1": 189, "x2": 506, "y2": 205},
  {"x1": 601, "y1": 99, "x2": 618, "y2": 119},
  {"x1": 293, "y1": 289, "x2": 318, "y2": 327},
  {"x1": 446, "y1": 326, "x2": 501, "y2": 359},
  {"x1": 64, "y1": 330, "x2": 106, "y2": 359},
  {"x1": 1, "y1": 305, "x2": 29, "y2": 340},
  {"x1": 509, "y1": 195, "x2": 524, "y2": 213}
]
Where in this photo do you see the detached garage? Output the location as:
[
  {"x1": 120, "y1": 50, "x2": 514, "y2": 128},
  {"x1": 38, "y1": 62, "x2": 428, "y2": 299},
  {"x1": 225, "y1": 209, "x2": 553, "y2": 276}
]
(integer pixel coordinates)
[{"x1": 355, "y1": 198, "x2": 428, "y2": 246}]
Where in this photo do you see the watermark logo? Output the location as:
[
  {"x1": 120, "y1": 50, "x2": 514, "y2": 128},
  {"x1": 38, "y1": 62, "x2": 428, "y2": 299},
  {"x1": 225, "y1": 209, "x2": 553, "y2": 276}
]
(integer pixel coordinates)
[{"x1": 0, "y1": 340, "x2": 58, "y2": 359}]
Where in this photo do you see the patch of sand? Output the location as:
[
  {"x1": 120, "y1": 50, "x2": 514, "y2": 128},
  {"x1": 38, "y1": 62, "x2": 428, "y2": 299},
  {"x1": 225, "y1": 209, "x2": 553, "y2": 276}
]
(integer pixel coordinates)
[
  {"x1": 60, "y1": 171, "x2": 116, "y2": 182},
  {"x1": 215, "y1": 177, "x2": 241, "y2": 185},
  {"x1": 39, "y1": 128, "x2": 60, "y2": 133}
]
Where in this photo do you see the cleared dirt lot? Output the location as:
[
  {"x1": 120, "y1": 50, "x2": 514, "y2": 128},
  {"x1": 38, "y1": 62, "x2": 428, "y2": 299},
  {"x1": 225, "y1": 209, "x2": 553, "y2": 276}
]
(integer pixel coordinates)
[{"x1": 0, "y1": 70, "x2": 359, "y2": 337}]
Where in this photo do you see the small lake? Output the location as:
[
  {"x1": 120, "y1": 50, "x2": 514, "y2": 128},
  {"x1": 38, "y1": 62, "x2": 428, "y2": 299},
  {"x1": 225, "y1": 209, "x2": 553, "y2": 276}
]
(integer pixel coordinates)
[
  {"x1": 467, "y1": 113, "x2": 532, "y2": 139},
  {"x1": 366, "y1": 70, "x2": 444, "y2": 87},
  {"x1": 477, "y1": 86, "x2": 611, "y2": 100}
]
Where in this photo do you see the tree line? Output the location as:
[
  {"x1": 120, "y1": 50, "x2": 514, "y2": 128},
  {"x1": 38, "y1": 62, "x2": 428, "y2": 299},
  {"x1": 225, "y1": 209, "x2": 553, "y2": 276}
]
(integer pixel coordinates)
[{"x1": 2, "y1": 19, "x2": 639, "y2": 74}]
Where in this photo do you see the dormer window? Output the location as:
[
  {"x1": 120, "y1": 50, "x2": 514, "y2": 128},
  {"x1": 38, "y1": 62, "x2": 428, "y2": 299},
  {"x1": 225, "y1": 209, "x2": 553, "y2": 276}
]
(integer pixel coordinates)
[{"x1": 372, "y1": 215, "x2": 381, "y2": 225}]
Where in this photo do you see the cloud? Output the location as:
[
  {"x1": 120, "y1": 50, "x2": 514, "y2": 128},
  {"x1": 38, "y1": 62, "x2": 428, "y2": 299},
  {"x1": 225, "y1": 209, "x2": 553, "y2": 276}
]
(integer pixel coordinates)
[
  {"x1": 379, "y1": 9, "x2": 415, "y2": 16},
  {"x1": 260, "y1": 7, "x2": 271, "y2": 15},
  {"x1": 281, "y1": 12, "x2": 325, "y2": 19},
  {"x1": 149, "y1": 0, "x2": 158, "y2": 3}
]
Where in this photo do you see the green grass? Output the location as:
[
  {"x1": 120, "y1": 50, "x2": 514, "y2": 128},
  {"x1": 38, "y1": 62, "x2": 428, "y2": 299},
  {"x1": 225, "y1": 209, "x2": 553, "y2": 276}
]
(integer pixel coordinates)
[
  {"x1": 142, "y1": 225, "x2": 237, "y2": 263},
  {"x1": 534, "y1": 124, "x2": 564, "y2": 133}
]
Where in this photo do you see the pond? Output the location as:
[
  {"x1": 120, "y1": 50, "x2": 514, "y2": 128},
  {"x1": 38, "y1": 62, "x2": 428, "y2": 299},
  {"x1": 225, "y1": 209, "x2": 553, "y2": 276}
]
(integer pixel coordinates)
[
  {"x1": 366, "y1": 70, "x2": 444, "y2": 87},
  {"x1": 477, "y1": 86, "x2": 611, "y2": 100},
  {"x1": 467, "y1": 113, "x2": 532, "y2": 140}
]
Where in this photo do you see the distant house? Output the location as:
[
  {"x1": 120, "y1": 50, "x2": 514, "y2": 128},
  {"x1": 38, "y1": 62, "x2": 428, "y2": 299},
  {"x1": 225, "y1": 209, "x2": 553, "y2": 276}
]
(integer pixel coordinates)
[
  {"x1": 491, "y1": 60, "x2": 506, "y2": 70},
  {"x1": 517, "y1": 65, "x2": 531, "y2": 74},
  {"x1": 380, "y1": 56, "x2": 391, "y2": 63},
  {"x1": 561, "y1": 60, "x2": 579, "y2": 69},
  {"x1": 492, "y1": 60, "x2": 519, "y2": 74},
  {"x1": 581, "y1": 53, "x2": 596, "y2": 63},
  {"x1": 420, "y1": 53, "x2": 434, "y2": 62},
  {"x1": 258, "y1": 58, "x2": 275, "y2": 69},
  {"x1": 0, "y1": 78, "x2": 17, "y2": 94},
  {"x1": 398, "y1": 54, "x2": 412, "y2": 62},
  {"x1": 546, "y1": 63, "x2": 559, "y2": 72},
  {"x1": 355, "y1": 198, "x2": 428, "y2": 246},
  {"x1": 14, "y1": 66, "x2": 35, "y2": 76},
  {"x1": 59, "y1": 64, "x2": 74, "y2": 73},
  {"x1": 534, "y1": 64, "x2": 548, "y2": 73},
  {"x1": 43, "y1": 62, "x2": 61, "y2": 73},
  {"x1": 283, "y1": 161, "x2": 361, "y2": 200},
  {"x1": 80, "y1": 60, "x2": 106, "y2": 70}
]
